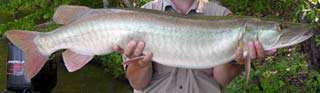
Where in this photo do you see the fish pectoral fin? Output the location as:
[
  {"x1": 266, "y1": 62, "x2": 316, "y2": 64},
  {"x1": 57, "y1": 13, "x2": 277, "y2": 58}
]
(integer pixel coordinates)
[
  {"x1": 53, "y1": 5, "x2": 90, "y2": 25},
  {"x1": 62, "y1": 50, "x2": 94, "y2": 72}
]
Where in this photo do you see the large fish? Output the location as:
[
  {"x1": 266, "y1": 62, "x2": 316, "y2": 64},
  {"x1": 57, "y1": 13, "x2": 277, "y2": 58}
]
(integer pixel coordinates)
[{"x1": 5, "y1": 5, "x2": 314, "y2": 80}]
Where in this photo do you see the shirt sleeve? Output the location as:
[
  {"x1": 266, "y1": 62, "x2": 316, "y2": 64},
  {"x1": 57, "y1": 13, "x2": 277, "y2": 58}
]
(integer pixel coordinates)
[
  {"x1": 223, "y1": 7, "x2": 232, "y2": 16},
  {"x1": 141, "y1": 1, "x2": 155, "y2": 9},
  {"x1": 204, "y1": 2, "x2": 233, "y2": 16},
  {"x1": 141, "y1": 2, "x2": 152, "y2": 9}
]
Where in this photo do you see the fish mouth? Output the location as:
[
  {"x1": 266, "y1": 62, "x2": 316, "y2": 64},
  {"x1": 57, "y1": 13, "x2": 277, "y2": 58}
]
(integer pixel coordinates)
[{"x1": 270, "y1": 23, "x2": 315, "y2": 50}]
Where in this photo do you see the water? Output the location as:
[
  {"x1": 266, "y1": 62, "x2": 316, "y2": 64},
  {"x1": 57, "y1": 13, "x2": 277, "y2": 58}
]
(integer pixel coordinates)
[{"x1": 53, "y1": 61, "x2": 132, "y2": 93}]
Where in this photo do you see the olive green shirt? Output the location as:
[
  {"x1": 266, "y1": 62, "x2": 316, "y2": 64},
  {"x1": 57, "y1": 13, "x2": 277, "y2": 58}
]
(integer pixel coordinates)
[{"x1": 132, "y1": 0, "x2": 232, "y2": 93}]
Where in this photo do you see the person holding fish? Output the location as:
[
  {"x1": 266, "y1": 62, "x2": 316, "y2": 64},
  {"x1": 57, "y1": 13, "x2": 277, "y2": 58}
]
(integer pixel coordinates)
[
  {"x1": 112, "y1": 0, "x2": 277, "y2": 93},
  {"x1": 4, "y1": 0, "x2": 314, "y2": 92}
]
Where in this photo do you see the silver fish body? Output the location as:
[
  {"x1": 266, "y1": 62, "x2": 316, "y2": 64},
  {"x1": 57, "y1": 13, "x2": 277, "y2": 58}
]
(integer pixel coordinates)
[
  {"x1": 4, "y1": 5, "x2": 314, "y2": 80},
  {"x1": 35, "y1": 9, "x2": 313, "y2": 69}
]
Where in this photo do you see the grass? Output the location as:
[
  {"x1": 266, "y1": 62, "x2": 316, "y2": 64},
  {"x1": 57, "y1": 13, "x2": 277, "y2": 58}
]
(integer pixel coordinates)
[{"x1": 0, "y1": 0, "x2": 319, "y2": 92}]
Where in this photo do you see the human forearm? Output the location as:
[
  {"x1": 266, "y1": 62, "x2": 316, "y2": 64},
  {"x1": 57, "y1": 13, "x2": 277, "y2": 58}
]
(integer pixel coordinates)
[
  {"x1": 126, "y1": 61, "x2": 153, "y2": 90},
  {"x1": 213, "y1": 63, "x2": 243, "y2": 87}
]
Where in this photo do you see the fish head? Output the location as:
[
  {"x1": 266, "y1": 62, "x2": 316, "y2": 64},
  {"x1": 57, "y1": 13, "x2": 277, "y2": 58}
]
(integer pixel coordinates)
[{"x1": 258, "y1": 22, "x2": 315, "y2": 50}]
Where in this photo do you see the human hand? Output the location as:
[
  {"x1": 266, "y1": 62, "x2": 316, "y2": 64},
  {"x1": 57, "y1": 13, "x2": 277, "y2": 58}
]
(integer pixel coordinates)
[
  {"x1": 235, "y1": 41, "x2": 277, "y2": 64},
  {"x1": 234, "y1": 40, "x2": 277, "y2": 82},
  {"x1": 112, "y1": 40, "x2": 153, "y2": 67}
]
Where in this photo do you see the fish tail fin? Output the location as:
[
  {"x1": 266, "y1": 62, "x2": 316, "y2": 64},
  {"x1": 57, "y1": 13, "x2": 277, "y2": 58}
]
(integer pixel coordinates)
[{"x1": 5, "y1": 30, "x2": 49, "y2": 81}]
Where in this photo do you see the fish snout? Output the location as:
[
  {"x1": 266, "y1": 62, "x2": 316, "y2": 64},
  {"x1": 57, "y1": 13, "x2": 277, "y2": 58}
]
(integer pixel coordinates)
[{"x1": 272, "y1": 23, "x2": 315, "y2": 49}]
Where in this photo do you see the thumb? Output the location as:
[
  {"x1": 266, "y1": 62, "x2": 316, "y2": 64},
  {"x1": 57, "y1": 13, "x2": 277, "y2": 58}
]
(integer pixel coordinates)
[
  {"x1": 142, "y1": 52, "x2": 153, "y2": 63},
  {"x1": 112, "y1": 45, "x2": 124, "y2": 54},
  {"x1": 235, "y1": 47, "x2": 245, "y2": 64}
]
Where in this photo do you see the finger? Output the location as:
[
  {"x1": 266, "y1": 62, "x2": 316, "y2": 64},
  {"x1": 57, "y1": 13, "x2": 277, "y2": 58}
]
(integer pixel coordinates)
[
  {"x1": 124, "y1": 40, "x2": 137, "y2": 58},
  {"x1": 245, "y1": 55, "x2": 251, "y2": 83},
  {"x1": 265, "y1": 48, "x2": 277, "y2": 56},
  {"x1": 254, "y1": 41, "x2": 265, "y2": 59},
  {"x1": 133, "y1": 41, "x2": 145, "y2": 57},
  {"x1": 122, "y1": 56, "x2": 144, "y2": 65},
  {"x1": 235, "y1": 47, "x2": 243, "y2": 58},
  {"x1": 142, "y1": 52, "x2": 153, "y2": 63},
  {"x1": 248, "y1": 41, "x2": 256, "y2": 59},
  {"x1": 112, "y1": 45, "x2": 124, "y2": 54},
  {"x1": 235, "y1": 47, "x2": 245, "y2": 64}
]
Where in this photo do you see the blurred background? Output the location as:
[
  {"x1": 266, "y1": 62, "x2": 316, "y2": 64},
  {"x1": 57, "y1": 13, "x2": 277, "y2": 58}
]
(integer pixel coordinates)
[{"x1": 0, "y1": 0, "x2": 319, "y2": 93}]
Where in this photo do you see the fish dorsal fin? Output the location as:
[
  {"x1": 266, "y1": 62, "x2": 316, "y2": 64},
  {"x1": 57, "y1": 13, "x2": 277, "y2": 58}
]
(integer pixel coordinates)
[
  {"x1": 53, "y1": 5, "x2": 91, "y2": 25},
  {"x1": 62, "y1": 50, "x2": 94, "y2": 72}
]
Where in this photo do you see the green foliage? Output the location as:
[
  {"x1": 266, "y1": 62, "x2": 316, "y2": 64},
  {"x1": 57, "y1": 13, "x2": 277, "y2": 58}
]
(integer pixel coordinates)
[
  {"x1": 302, "y1": 0, "x2": 320, "y2": 23},
  {"x1": 98, "y1": 53, "x2": 125, "y2": 79},
  {"x1": 226, "y1": 48, "x2": 320, "y2": 93},
  {"x1": 316, "y1": 35, "x2": 320, "y2": 47},
  {"x1": 71, "y1": 0, "x2": 103, "y2": 8},
  {"x1": 301, "y1": 0, "x2": 320, "y2": 47},
  {"x1": 0, "y1": 0, "x2": 73, "y2": 35}
]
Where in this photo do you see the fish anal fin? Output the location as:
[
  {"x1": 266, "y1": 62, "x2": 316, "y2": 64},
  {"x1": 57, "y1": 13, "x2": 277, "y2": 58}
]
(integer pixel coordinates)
[
  {"x1": 62, "y1": 50, "x2": 93, "y2": 72},
  {"x1": 53, "y1": 5, "x2": 90, "y2": 25}
]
